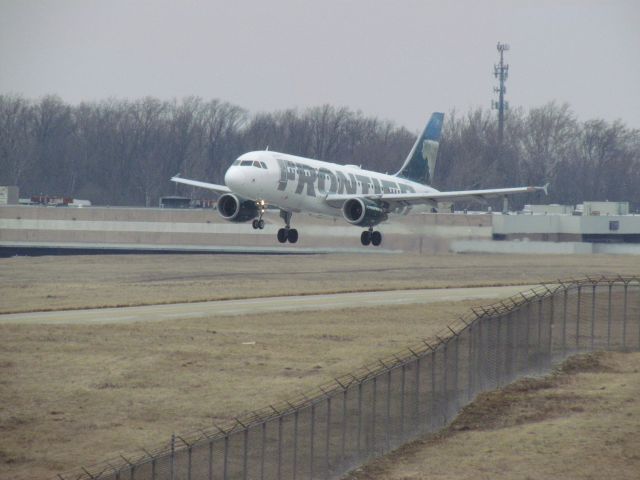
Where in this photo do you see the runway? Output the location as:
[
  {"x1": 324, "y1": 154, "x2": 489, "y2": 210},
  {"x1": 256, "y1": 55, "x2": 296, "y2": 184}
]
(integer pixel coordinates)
[{"x1": 0, "y1": 284, "x2": 535, "y2": 325}]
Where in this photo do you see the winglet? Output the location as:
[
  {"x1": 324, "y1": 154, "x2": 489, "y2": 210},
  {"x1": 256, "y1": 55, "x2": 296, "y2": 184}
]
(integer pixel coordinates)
[{"x1": 542, "y1": 182, "x2": 550, "y2": 195}]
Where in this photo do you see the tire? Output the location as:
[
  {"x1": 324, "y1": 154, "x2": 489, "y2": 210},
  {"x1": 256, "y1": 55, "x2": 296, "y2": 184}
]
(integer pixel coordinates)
[
  {"x1": 361, "y1": 231, "x2": 371, "y2": 246},
  {"x1": 277, "y1": 228, "x2": 288, "y2": 243},
  {"x1": 258, "y1": 219, "x2": 265, "y2": 229},
  {"x1": 252, "y1": 219, "x2": 259, "y2": 229},
  {"x1": 371, "y1": 231, "x2": 382, "y2": 246},
  {"x1": 288, "y1": 228, "x2": 299, "y2": 244}
]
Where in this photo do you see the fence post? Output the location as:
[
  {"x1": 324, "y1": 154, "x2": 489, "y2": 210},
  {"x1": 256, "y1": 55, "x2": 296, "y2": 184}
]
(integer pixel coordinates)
[
  {"x1": 400, "y1": 364, "x2": 406, "y2": 442},
  {"x1": 260, "y1": 422, "x2": 266, "y2": 480},
  {"x1": 576, "y1": 285, "x2": 582, "y2": 350},
  {"x1": 170, "y1": 433, "x2": 175, "y2": 480},
  {"x1": 357, "y1": 382, "x2": 362, "y2": 457},
  {"x1": 607, "y1": 283, "x2": 613, "y2": 349},
  {"x1": 223, "y1": 435, "x2": 229, "y2": 480},
  {"x1": 292, "y1": 411, "x2": 298, "y2": 480},
  {"x1": 341, "y1": 388, "x2": 347, "y2": 467},
  {"x1": 415, "y1": 357, "x2": 421, "y2": 432},
  {"x1": 385, "y1": 370, "x2": 391, "y2": 452},
  {"x1": 476, "y1": 320, "x2": 483, "y2": 393},
  {"x1": 430, "y1": 349, "x2": 437, "y2": 431},
  {"x1": 550, "y1": 294, "x2": 555, "y2": 366},
  {"x1": 277, "y1": 416, "x2": 284, "y2": 480},
  {"x1": 243, "y1": 428, "x2": 248, "y2": 480},
  {"x1": 537, "y1": 299, "x2": 543, "y2": 372},
  {"x1": 623, "y1": 283, "x2": 628, "y2": 349},
  {"x1": 524, "y1": 302, "x2": 530, "y2": 373},
  {"x1": 208, "y1": 439, "x2": 213, "y2": 480},
  {"x1": 496, "y1": 316, "x2": 502, "y2": 388},
  {"x1": 326, "y1": 397, "x2": 331, "y2": 479},
  {"x1": 310, "y1": 403, "x2": 316, "y2": 480},
  {"x1": 467, "y1": 322, "x2": 474, "y2": 401},
  {"x1": 591, "y1": 284, "x2": 597, "y2": 350},
  {"x1": 443, "y1": 341, "x2": 448, "y2": 423},
  {"x1": 511, "y1": 310, "x2": 518, "y2": 382},
  {"x1": 372, "y1": 377, "x2": 377, "y2": 453},
  {"x1": 562, "y1": 289, "x2": 568, "y2": 357},
  {"x1": 453, "y1": 333, "x2": 459, "y2": 412}
]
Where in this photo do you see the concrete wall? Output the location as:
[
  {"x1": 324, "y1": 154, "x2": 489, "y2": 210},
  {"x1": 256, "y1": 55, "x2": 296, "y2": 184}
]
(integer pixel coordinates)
[
  {"x1": 4, "y1": 205, "x2": 639, "y2": 255},
  {"x1": 0, "y1": 206, "x2": 492, "y2": 254}
]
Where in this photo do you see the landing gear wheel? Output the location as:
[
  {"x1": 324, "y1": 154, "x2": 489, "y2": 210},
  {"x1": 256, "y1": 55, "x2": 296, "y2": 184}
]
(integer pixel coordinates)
[
  {"x1": 277, "y1": 228, "x2": 288, "y2": 243},
  {"x1": 361, "y1": 231, "x2": 372, "y2": 246},
  {"x1": 371, "y1": 231, "x2": 382, "y2": 246},
  {"x1": 258, "y1": 219, "x2": 265, "y2": 229},
  {"x1": 287, "y1": 228, "x2": 298, "y2": 244},
  {"x1": 252, "y1": 219, "x2": 259, "y2": 229}
]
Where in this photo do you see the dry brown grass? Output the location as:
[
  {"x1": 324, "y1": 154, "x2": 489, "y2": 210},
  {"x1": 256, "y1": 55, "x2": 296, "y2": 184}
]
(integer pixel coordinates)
[
  {"x1": 1, "y1": 252, "x2": 639, "y2": 479},
  {"x1": 0, "y1": 301, "x2": 476, "y2": 480},
  {"x1": 1, "y1": 253, "x2": 639, "y2": 313},
  {"x1": 348, "y1": 351, "x2": 640, "y2": 480}
]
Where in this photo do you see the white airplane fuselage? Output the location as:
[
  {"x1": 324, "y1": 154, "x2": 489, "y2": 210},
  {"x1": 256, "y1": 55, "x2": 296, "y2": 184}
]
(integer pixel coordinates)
[{"x1": 226, "y1": 151, "x2": 438, "y2": 218}]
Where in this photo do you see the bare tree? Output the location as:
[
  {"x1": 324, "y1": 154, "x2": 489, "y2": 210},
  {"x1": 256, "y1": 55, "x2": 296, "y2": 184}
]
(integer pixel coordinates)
[{"x1": 0, "y1": 95, "x2": 33, "y2": 185}]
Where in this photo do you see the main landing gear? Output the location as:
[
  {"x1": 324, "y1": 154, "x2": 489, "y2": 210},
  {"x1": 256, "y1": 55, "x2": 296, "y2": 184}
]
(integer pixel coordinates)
[
  {"x1": 361, "y1": 227, "x2": 382, "y2": 247},
  {"x1": 277, "y1": 210, "x2": 298, "y2": 244}
]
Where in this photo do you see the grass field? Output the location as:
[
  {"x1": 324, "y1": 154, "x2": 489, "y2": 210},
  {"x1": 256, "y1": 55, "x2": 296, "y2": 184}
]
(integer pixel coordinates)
[
  {"x1": 348, "y1": 351, "x2": 640, "y2": 480},
  {"x1": 1, "y1": 301, "x2": 476, "y2": 479},
  {"x1": 1, "y1": 253, "x2": 639, "y2": 313},
  {"x1": 1, "y1": 252, "x2": 639, "y2": 479}
]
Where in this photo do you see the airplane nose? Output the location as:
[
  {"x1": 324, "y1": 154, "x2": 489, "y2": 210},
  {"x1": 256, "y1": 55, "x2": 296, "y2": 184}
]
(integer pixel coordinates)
[{"x1": 224, "y1": 166, "x2": 244, "y2": 190}]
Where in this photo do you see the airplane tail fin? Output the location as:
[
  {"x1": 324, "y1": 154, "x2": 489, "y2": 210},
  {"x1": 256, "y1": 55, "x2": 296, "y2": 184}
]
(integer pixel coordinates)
[{"x1": 394, "y1": 112, "x2": 444, "y2": 185}]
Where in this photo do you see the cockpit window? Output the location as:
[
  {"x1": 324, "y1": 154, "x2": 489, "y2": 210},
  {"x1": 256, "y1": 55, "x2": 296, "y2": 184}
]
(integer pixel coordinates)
[
  {"x1": 232, "y1": 159, "x2": 241, "y2": 166},
  {"x1": 253, "y1": 161, "x2": 261, "y2": 168},
  {"x1": 260, "y1": 161, "x2": 268, "y2": 169},
  {"x1": 240, "y1": 160, "x2": 253, "y2": 166}
]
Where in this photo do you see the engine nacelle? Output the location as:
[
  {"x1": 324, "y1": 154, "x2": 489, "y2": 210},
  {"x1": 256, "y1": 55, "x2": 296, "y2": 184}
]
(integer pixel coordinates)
[
  {"x1": 342, "y1": 198, "x2": 388, "y2": 227},
  {"x1": 217, "y1": 193, "x2": 259, "y2": 222}
]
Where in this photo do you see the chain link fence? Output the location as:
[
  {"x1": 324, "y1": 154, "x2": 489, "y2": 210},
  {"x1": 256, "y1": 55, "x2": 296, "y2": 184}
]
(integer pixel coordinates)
[{"x1": 57, "y1": 276, "x2": 640, "y2": 480}]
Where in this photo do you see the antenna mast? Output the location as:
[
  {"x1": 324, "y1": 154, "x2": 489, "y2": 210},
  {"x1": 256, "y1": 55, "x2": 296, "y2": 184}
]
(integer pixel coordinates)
[{"x1": 492, "y1": 42, "x2": 510, "y2": 143}]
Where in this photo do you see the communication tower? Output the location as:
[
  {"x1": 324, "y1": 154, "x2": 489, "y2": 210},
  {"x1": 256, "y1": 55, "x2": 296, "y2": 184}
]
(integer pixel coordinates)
[{"x1": 492, "y1": 42, "x2": 510, "y2": 143}]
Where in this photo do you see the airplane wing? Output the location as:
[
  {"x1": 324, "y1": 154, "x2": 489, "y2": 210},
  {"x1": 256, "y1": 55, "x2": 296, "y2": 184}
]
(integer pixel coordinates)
[
  {"x1": 324, "y1": 184, "x2": 548, "y2": 209},
  {"x1": 170, "y1": 175, "x2": 231, "y2": 194}
]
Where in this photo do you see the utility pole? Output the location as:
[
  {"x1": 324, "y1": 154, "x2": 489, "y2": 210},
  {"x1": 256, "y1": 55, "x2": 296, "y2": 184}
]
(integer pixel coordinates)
[{"x1": 492, "y1": 42, "x2": 510, "y2": 144}]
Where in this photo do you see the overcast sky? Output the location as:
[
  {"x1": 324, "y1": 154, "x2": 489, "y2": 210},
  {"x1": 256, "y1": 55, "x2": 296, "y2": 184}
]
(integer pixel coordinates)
[{"x1": 1, "y1": 0, "x2": 638, "y2": 130}]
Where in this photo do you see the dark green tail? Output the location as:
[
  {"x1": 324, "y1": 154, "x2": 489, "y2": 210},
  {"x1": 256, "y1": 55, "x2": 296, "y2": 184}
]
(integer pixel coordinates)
[{"x1": 394, "y1": 112, "x2": 444, "y2": 185}]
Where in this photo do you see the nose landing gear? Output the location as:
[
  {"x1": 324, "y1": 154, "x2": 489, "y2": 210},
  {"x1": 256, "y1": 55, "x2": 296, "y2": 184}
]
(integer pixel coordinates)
[
  {"x1": 361, "y1": 227, "x2": 382, "y2": 246},
  {"x1": 251, "y1": 200, "x2": 267, "y2": 229}
]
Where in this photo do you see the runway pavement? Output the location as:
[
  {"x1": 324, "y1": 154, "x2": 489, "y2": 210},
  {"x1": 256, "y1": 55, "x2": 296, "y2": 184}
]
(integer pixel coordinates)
[{"x1": 0, "y1": 285, "x2": 536, "y2": 325}]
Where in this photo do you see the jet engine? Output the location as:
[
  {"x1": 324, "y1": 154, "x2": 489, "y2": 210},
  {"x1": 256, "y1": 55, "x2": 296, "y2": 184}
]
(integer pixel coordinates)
[
  {"x1": 342, "y1": 198, "x2": 388, "y2": 226},
  {"x1": 217, "y1": 193, "x2": 259, "y2": 222}
]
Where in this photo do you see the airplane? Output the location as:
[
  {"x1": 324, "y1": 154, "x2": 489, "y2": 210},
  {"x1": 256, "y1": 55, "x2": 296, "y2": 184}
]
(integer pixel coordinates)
[{"x1": 171, "y1": 112, "x2": 548, "y2": 246}]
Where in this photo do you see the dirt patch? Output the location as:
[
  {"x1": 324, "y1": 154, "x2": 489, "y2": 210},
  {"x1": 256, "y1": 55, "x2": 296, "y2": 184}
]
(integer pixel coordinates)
[{"x1": 556, "y1": 351, "x2": 615, "y2": 374}]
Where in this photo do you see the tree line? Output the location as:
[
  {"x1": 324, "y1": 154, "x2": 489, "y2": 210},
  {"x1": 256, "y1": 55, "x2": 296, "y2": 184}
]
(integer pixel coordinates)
[{"x1": 0, "y1": 95, "x2": 638, "y2": 210}]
